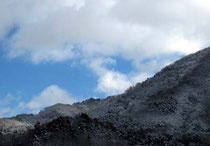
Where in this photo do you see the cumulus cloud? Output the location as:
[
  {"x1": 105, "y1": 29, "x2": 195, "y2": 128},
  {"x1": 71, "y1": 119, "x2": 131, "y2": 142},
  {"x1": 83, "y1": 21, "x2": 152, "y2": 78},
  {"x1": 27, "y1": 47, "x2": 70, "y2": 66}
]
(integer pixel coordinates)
[
  {"x1": 96, "y1": 71, "x2": 151, "y2": 95},
  {"x1": 83, "y1": 58, "x2": 150, "y2": 95},
  {"x1": 1, "y1": 0, "x2": 210, "y2": 94},
  {"x1": 1, "y1": 0, "x2": 209, "y2": 62},
  {"x1": 25, "y1": 85, "x2": 75, "y2": 113}
]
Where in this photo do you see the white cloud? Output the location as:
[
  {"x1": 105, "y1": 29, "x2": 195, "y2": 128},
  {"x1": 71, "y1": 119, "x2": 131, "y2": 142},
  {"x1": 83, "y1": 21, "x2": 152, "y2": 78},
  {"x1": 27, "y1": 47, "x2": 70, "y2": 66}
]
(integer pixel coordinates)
[
  {"x1": 26, "y1": 85, "x2": 75, "y2": 113},
  {"x1": 1, "y1": 0, "x2": 209, "y2": 63},
  {"x1": 83, "y1": 58, "x2": 151, "y2": 95},
  {"x1": 96, "y1": 71, "x2": 131, "y2": 95},
  {"x1": 96, "y1": 71, "x2": 152, "y2": 95}
]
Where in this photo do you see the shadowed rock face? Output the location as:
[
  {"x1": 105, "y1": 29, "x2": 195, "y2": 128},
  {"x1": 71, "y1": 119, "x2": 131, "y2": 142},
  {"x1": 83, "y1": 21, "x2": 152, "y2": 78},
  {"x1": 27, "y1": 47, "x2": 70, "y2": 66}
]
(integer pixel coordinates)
[{"x1": 1, "y1": 47, "x2": 210, "y2": 145}]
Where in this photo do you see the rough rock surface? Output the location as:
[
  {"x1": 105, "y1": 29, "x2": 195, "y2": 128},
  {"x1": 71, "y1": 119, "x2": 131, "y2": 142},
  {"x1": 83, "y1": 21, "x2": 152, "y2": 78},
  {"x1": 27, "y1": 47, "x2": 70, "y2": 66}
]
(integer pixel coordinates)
[
  {"x1": 1, "y1": 47, "x2": 210, "y2": 145},
  {"x1": 0, "y1": 119, "x2": 33, "y2": 134}
]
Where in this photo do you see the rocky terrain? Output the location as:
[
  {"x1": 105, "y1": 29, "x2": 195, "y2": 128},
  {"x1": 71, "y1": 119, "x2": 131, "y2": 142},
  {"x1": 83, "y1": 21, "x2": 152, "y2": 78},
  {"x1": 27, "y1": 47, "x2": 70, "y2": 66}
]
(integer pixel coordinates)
[
  {"x1": 0, "y1": 119, "x2": 33, "y2": 134},
  {"x1": 1, "y1": 47, "x2": 210, "y2": 145}
]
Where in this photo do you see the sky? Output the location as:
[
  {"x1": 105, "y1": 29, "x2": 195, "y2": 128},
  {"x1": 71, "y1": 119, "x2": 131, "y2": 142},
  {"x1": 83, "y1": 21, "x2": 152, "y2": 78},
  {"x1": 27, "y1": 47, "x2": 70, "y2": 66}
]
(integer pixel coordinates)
[{"x1": 0, "y1": 0, "x2": 210, "y2": 117}]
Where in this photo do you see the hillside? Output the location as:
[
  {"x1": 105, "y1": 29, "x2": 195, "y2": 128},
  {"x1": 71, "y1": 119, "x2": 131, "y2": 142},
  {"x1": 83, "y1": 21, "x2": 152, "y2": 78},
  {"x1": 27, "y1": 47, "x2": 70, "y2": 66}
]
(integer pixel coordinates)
[{"x1": 1, "y1": 47, "x2": 210, "y2": 145}]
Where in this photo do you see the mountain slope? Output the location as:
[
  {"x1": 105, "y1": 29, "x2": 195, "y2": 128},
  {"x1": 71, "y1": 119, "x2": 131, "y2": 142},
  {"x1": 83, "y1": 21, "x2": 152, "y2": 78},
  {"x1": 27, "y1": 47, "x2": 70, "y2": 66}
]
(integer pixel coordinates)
[
  {"x1": 32, "y1": 47, "x2": 210, "y2": 126},
  {"x1": 1, "y1": 47, "x2": 210, "y2": 145}
]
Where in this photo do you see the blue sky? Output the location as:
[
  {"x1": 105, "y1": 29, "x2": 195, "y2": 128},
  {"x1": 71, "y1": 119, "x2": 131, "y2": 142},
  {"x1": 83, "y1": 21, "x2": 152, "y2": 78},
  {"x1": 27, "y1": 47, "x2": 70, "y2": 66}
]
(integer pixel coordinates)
[
  {"x1": 0, "y1": 47, "x2": 135, "y2": 100},
  {"x1": 1, "y1": 0, "x2": 210, "y2": 117}
]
